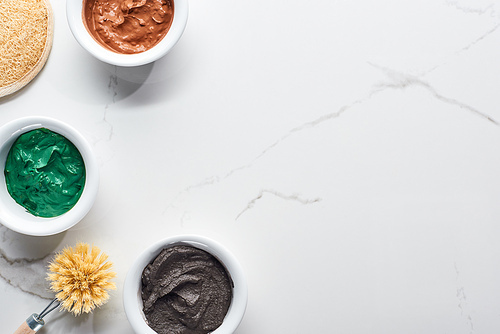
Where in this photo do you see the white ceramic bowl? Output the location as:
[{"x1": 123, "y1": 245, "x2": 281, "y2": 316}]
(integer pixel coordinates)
[
  {"x1": 66, "y1": 0, "x2": 188, "y2": 67},
  {"x1": 0, "y1": 116, "x2": 99, "y2": 236},
  {"x1": 124, "y1": 235, "x2": 248, "y2": 334}
]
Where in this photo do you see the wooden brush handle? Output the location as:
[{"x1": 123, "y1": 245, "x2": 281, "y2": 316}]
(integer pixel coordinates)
[
  {"x1": 13, "y1": 322, "x2": 36, "y2": 334},
  {"x1": 13, "y1": 315, "x2": 44, "y2": 334}
]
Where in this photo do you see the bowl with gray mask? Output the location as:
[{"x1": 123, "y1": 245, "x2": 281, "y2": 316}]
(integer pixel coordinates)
[{"x1": 124, "y1": 234, "x2": 247, "y2": 334}]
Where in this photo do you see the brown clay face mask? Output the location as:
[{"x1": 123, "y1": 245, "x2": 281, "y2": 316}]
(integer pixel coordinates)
[{"x1": 83, "y1": 0, "x2": 174, "y2": 54}]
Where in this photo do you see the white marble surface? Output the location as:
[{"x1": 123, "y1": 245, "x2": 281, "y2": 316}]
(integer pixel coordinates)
[{"x1": 2, "y1": 0, "x2": 500, "y2": 333}]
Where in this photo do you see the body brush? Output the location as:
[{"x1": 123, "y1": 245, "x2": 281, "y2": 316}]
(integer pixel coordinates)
[{"x1": 13, "y1": 242, "x2": 116, "y2": 334}]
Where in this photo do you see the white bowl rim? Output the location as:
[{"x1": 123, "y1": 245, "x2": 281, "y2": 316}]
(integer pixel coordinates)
[
  {"x1": 0, "y1": 116, "x2": 99, "y2": 236},
  {"x1": 66, "y1": 0, "x2": 189, "y2": 67},
  {"x1": 123, "y1": 234, "x2": 248, "y2": 334}
]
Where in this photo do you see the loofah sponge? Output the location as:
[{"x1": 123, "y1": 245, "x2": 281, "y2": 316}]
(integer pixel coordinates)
[{"x1": 0, "y1": 0, "x2": 53, "y2": 97}]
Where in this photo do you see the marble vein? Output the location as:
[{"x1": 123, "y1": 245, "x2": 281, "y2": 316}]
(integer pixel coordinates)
[
  {"x1": 0, "y1": 226, "x2": 54, "y2": 299},
  {"x1": 166, "y1": 34, "x2": 499, "y2": 217},
  {"x1": 102, "y1": 68, "x2": 118, "y2": 141},
  {"x1": 236, "y1": 87, "x2": 389, "y2": 174},
  {"x1": 0, "y1": 247, "x2": 53, "y2": 300},
  {"x1": 235, "y1": 189, "x2": 321, "y2": 220},
  {"x1": 454, "y1": 261, "x2": 475, "y2": 333},
  {"x1": 457, "y1": 22, "x2": 500, "y2": 53},
  {"x1": 0, "y1": 247, "x2": 47, "y2": 265},
  {"x1": 164, "y1": 89, "x2": 384, "y2": 215},
  {"x1": 422, "y1": 20, "x2": 500, "y2": 76},
  {"x1": 371, "y1": 63, "x2": 499, "y2": 125},
  {"x1": 416, "y1": 14, "x2": 500, "y2": 77},
  {"x1": 162, "y1": 175, "x2": 221, "y2": 214},
  {"x1": 446, "y1": 0, "x2": 496, "y2": 16}
]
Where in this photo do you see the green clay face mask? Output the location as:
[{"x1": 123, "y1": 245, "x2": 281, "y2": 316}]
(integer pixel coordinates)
[{"x1": 4, "y1": 128, "x2": 86, "y2": 218}]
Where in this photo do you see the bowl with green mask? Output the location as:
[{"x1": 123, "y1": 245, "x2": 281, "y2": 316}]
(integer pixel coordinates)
[{"x1": 0, "y1": 117, "x2": 99, "y2": 236}]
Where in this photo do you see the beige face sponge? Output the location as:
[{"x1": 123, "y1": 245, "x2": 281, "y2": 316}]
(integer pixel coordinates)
[{"x1": 0, "y1": 0, "x2": 54, "y2": 98}]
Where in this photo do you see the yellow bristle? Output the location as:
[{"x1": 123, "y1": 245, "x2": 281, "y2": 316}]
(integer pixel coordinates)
[{"x1": 47, "y1": 242, "x2": 116, "y2": 316}]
